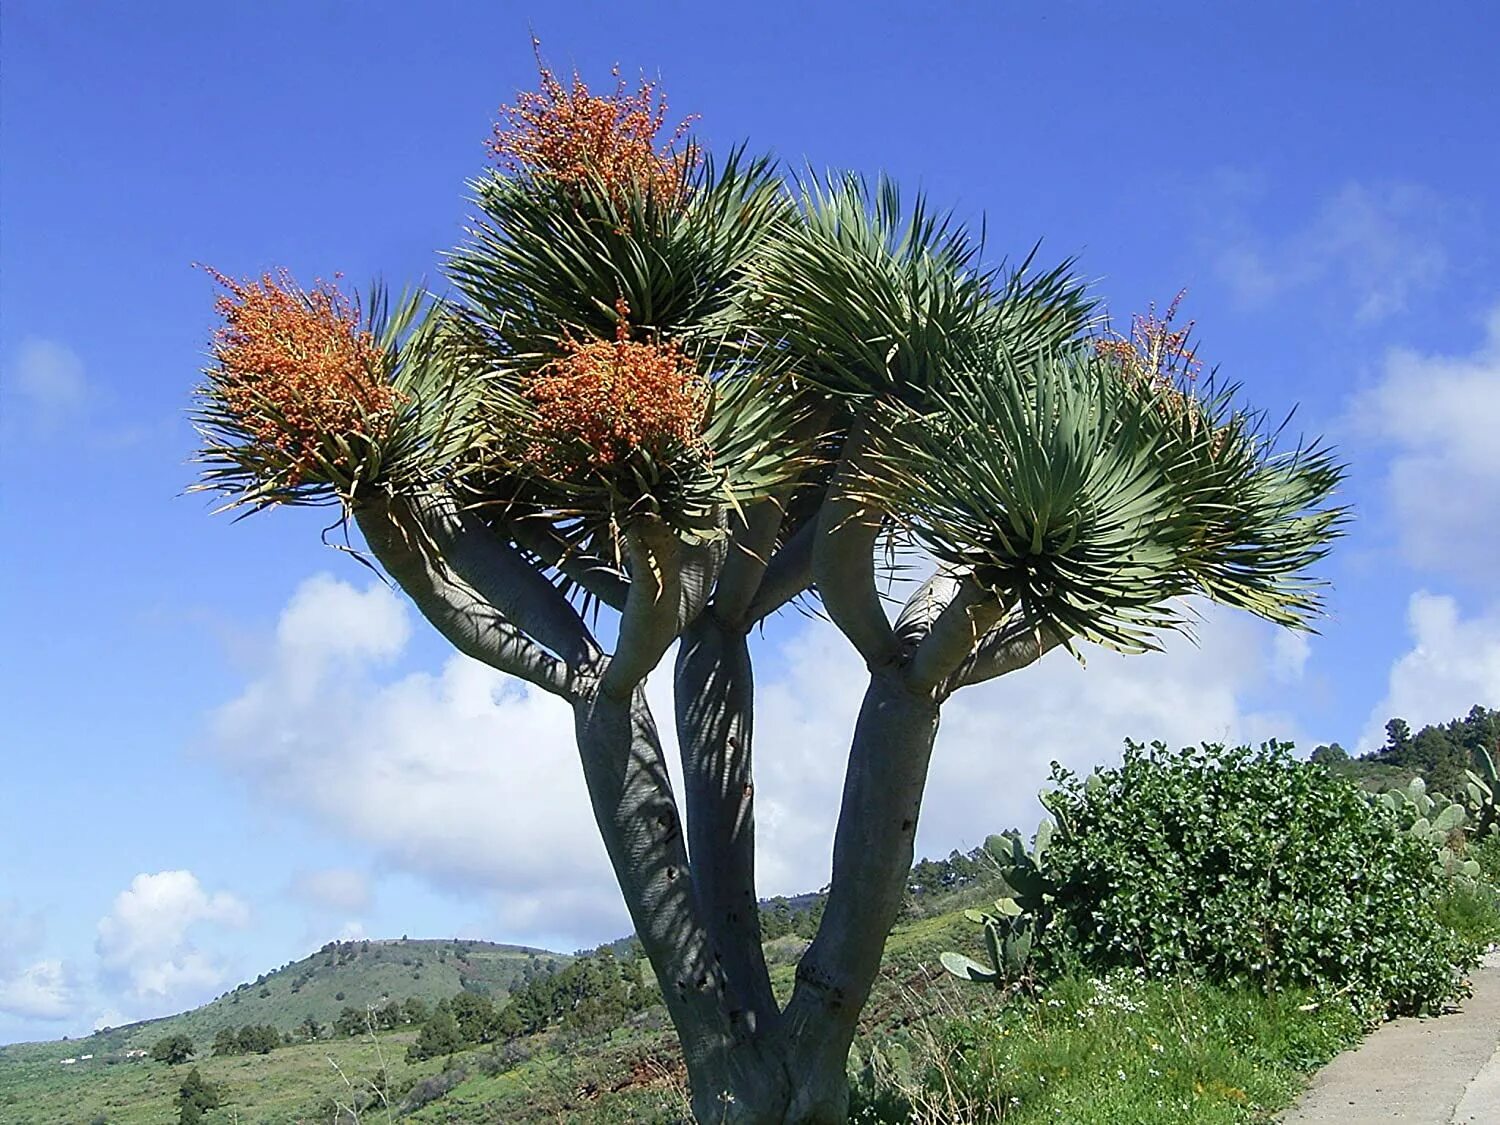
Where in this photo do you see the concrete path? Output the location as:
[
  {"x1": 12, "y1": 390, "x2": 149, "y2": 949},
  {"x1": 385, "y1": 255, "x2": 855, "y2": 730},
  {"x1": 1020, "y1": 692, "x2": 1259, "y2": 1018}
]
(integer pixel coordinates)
[{"x1": 1282, "y1": 950, "x2": 1500, "y2": 1124}]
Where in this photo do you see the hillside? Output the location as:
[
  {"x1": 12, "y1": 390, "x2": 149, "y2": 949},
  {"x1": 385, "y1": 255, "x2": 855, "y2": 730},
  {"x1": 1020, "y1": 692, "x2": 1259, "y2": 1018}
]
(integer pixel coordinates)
[
  {"x1": 0, "y1": 907, "x2": 977, "y2": 1125},
  {"x1": 0, "y1": 938, "x2": 564, "y2": 1067}
]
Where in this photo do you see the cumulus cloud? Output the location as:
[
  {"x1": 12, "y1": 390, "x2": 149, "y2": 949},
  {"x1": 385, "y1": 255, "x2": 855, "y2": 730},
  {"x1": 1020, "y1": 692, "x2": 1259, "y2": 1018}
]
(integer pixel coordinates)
[
  {"x1": 209, "y1": 575, "x2": 626, "y2": 946},
  {"x1": 0, "y1": 961, "x2": 80, "y2": 1021},
  {"x1": 1349, "y1": 308, "x2": 1500, "y2": 584},
  {"x1": 0, "y1": 902, "x2": 80, "y2": 1021},
  {"x1": 209, "y1": 574, "x2": 1307, "y2": 946},
  {"x1": 1213, "y1": 182, "x2": 1447, "y2": 323},
  {"x1": 95, "y1": 871, "x2": 250, "y2": 1006},
  {"x1": 289, "y1": 869, "x2": 372, "y2": 915},
  {"x1": 1357, "y1": 592, "x2": 1500, "y2": 752},
  {"x1": 4, "y1": 337, "x2": 89, "y2": 428}
]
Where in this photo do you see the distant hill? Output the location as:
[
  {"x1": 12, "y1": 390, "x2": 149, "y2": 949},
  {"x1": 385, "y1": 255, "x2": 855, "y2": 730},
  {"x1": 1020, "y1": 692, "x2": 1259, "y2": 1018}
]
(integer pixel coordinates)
[
  {"x1": 0, "y1": 861, "x2": 998, "y2": 1122},
  {"x1": 3, "y1": 938, "x2": 567, "y2": 1064}
]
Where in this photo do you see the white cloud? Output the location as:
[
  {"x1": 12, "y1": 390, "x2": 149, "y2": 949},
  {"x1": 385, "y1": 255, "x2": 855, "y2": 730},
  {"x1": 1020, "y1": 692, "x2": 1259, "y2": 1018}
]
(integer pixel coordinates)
[
  {"x1": 209, "y1": 575, "x2": 626, "y2": 947},
  {"x1": 92, "y1": 1007, "x2": 127, "y2": 1033},
  {"x1": 95, "y1": 871, "x2": 249, "y2": 1006},
  {"x1": 1357, "y1": 592, "x2": 1500, "y2": 752},
  {"x1": 1271, "y1": 631, "x2": 1312, "y2": 684},
  {"x1": 290, "y1": 869, "x2": 372, "y2": 915},
  {"x1": 1213, "y1": 182, "x2": 1447, "y2": 323},
  {"x1": 0, "y1": 902, "x2": 81, "y2": 1021},
  {"x1": 4, "y1": 337, "x2": 88, "y2": 427},
  {"x1": 0, "y1": 961, "x2": 79, "y2": 1021},
  {"x1": 0, "y1": 901, "x2": 44, "y2": 970},
  {"x1": 1349, "y1": 308, "x2": 1500, "y2": 583}
]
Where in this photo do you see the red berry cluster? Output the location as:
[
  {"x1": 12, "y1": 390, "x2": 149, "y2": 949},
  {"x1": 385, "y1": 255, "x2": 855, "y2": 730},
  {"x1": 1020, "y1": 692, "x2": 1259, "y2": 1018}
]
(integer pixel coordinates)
[{"x1": 204, "y1": 267, "x2": 401, "y2": 487}]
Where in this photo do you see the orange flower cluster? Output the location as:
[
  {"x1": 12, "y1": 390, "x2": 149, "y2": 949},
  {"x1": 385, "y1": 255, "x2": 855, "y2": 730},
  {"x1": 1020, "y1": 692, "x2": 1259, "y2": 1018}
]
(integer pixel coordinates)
[
  {"x1": 523, "y1": 301, "x2": 707, "y2": 477},
  {"x1": 1096, "y1": 291, "x2": 1220, "y2": 440},
  {"x1": 204, "y1": 267, "x2": 399, "y2": 487},
  {"x1": 488, "y1": 45, "x2": 695, "y2": 202},
  {"x1": 1095, "y1": 290, "x2": 1203, "y2": 392},
  {"x1": 1095, "y1": 294, "x2": 1234, "y2": 457}
]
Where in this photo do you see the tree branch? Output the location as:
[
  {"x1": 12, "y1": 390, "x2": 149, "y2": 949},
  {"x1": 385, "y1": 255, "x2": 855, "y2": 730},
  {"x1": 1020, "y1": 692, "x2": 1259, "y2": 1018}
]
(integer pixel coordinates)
[
  {"x1": 945, "y1": 613, "x2": 1065, "y2": 692},
  {"x1": 742, "y1": 516, "x2": 816, "y2": 626},
  {"x1": 368, "y1": 489, "x2": 599, "y2": 669},
  {"x1": 892, "y1": 566, "x2": 964, "y2": 653},
  {"x1": 812, "y1": 424, "x2": 896, "y2": 666},
  {"x1": 781, "y1": 669, "x2": 940, "y2": 1119},
  {"x1": 353, "y1": 495, "x2": 578, "y2": 698},
  {"x1": 712, "y1": 499, "x2": 786, "y2": 626},
  {"x1": 572, "y1": 685, "x2": 776, "y2": 1119},
  {"x1": 506, "y1": 517, "x2": 630, "y2": 611},
  {"x1": 904, "y1": 575, "x2": 1009, "y2": 696}
]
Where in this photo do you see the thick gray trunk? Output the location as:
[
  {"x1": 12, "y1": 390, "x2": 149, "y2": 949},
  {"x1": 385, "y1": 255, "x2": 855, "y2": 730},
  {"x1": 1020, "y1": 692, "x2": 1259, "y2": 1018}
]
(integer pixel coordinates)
[
  {"x1": 781, "y1": 669, "x2": 942, "y2": 1122},
  {"x1": 676, "y1": 615, "x2": 780, "y2": 1035},
  {"x1": 572, "y1": 685, "x2": 791, "y2": 1122}
]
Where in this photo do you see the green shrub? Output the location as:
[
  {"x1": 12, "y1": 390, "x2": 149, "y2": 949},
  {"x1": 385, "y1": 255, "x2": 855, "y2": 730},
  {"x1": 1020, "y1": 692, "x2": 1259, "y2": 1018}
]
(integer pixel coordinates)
[
  {"x1": 1038, "y1": 741, "x2": 1470, "y2": 1018},
  {"x1": 1471, "y1": 832, "x2": 1500, "y2": 885},
  {"x1": 149, "y1": 1033, "x2": 195, "y2": 1065},
  {"x1": 175, "y1": 1067, "x2": 221, "y2": 1124}
]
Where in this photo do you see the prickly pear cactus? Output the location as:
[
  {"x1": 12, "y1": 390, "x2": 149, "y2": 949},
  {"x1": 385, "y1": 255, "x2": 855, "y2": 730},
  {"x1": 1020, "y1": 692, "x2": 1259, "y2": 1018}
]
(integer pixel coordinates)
[
  {"x1": 1381, "y1": 778, "x2": 1477, "y2": 877},
  {"x1": 1464, "y1": 747, "x2": 1498, "y2": 839},
  {"x1": 943, "y1": 818, "x2": 1055, "y2": 987}
]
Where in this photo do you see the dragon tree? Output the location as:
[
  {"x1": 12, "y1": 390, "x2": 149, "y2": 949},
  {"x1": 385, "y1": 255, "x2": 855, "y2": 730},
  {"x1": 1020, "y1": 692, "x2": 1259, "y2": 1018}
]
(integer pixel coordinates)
[{"x1": 191, "y1": 56, "x2": 1345, "y2": 1123}]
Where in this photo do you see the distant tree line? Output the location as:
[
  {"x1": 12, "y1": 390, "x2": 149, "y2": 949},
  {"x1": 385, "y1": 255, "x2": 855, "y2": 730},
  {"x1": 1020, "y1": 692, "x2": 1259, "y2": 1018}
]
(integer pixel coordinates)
[
  {"x1": 333, "y1": 995, "x2": 431, "y2": 1037},
  {"x1": 1315, "y1": 704, "x2": 1498, "y2": 796},
  {"x1": 758, "y1": 895, "x2": 825, "y2": 940},
  {"x1": 406, "y1": 947, "x2": 654, "y2": 1061},
  {"x1": 211, "y1": 1023, "x2": 283, "y2": 1056}
]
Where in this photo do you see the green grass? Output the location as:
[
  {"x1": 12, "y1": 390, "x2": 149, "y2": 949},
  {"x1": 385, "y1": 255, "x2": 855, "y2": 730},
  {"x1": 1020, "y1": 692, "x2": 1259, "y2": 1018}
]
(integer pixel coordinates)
[
  {"x1": 1436, "y1": 834, "x2": 1500, "y2": 951},
  {"x1": 849, "y1": 973, "x2": 1367, "y2": 1124},
  {"x1": 0, "y1": 1028, "x2": 433, "y2": 1124},
  {"x1": 4, "y1": 837, "x2": 1496, "y2": 1123}
]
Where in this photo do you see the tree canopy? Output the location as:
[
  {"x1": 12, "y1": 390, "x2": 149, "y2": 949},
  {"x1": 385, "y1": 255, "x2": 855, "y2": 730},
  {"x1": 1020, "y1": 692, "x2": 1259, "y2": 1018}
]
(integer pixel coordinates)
[{"x1": 190, "y1": 50, "x2": 1346, "y2": 1125}]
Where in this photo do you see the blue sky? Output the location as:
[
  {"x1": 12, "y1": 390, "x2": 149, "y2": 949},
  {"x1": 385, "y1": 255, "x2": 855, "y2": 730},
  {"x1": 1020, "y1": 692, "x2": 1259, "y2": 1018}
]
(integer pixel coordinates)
[{"x1": 2, "y1": 1, "x2": 1497, "y2": 1044}]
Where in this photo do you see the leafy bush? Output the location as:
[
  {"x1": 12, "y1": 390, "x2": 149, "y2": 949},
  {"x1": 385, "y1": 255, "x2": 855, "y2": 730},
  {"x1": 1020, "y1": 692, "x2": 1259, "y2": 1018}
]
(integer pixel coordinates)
[
  {"x1": 1037, "y1": 741, "x2": 1470, "y2": 1017},
  {"x1": 399, "y1": 1067, "x2": 467, "y2": 1113}
]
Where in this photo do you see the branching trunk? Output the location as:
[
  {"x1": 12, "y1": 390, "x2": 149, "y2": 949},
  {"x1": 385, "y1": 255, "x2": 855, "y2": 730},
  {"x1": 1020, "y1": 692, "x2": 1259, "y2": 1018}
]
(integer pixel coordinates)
[
  {"x1": 573, "y1": 683, "x2": 790, "y2": 1122},
  {"x1": 356, "y1": 486, "x2": 1034, "y2": 1123},
  {"x1": 676, "y1": 614, "x2": 779, "y2": 1035}
]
